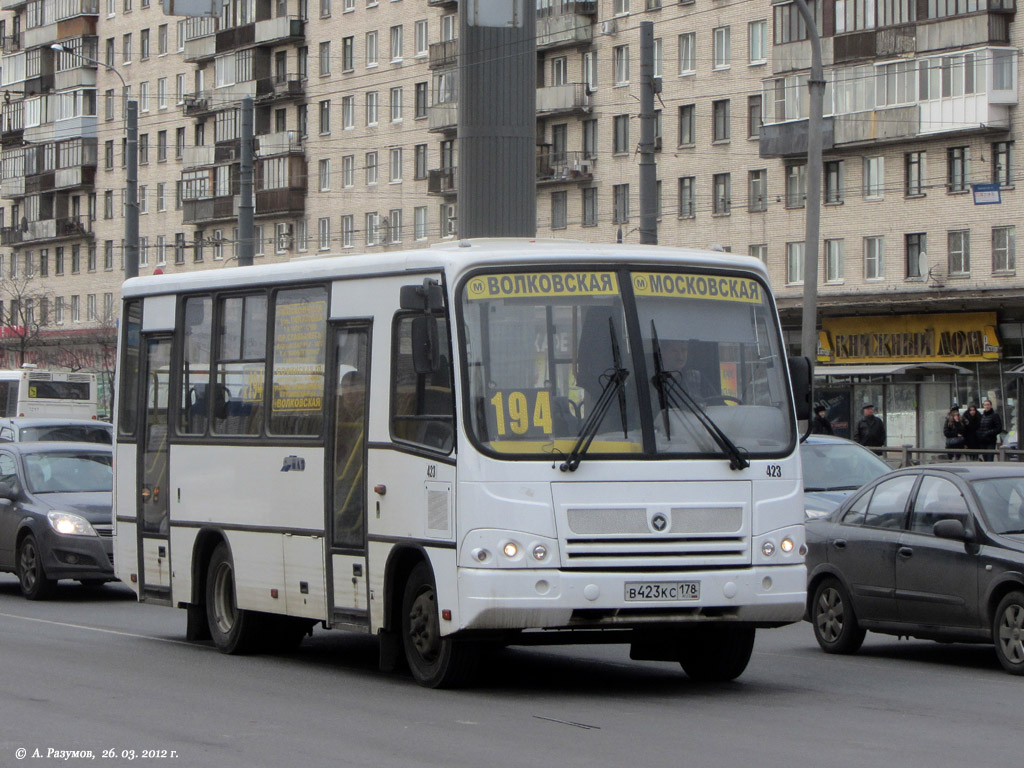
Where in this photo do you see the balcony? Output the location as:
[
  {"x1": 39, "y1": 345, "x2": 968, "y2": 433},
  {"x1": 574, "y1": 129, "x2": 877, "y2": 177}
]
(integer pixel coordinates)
[
  {"x1": 3, "y1": 217, "x2": 93, "y2": 244},
  {"x1": 429, "y1": 39, "x2": 458, "y2": 69},
  {"x1": 255, "y1": 187, "x2": 305, "y2": 217},
  {"x1": 256, "y1": 130, "x2": 303, "y2": 158},
  {"x1": 255, "y1": 74, "x2": 305, "y2": 102},
  {"x1": 255, "y1": 15, "x2": 304, "y2": 46},
  {"x1": 184, "y1": 33, "x2": 216, "y2": 63},
  {"x1": 55, "y1": 66, "x2": 97, "y2": 91},
  {"x1": 537, "y1": 13, "x2": 593, "y2": 50},
  {"x1": 55, "y1": 165, "x2": 96, "y2": 190},
  {"x1": 1, "y1": 103, "x2": 24, "y2": 141},
  {"x1": 183, "y1": 195, "x2": 238, "y2": 225},
  {"x1": 1, "y1": 0, "x2": 28, "y2": 9},
  {"x1": 2, "y1": 175, "x2": 25, "y2": 197},
  {"x1": 54, "y1": 0, "x2": 100, "y2": 21},
  {"x1": 26, "y1": 171, "x2": 56, "y2": 195},
  {"x1": 428, "y1": 167, "x2": 457, "y2": 195},
  {"x1": 217, "y1": 24, "x2": 255, "y2": 54},
  {"x1": 428, "y1": 0, "x2": 456, "y2": 6},
  {"x1": 428, "y1": 101, "x2": 458, "y2": 132},
  {"x1": 536, "y1": 149, "x2": 594, "y2": 184},
  {"x1": 182, "y1": 145, "x2": 216, "y2": 169},
  {"x1": 183, "y1": 93, "x2": 214, "y2": 117},
  {"x1": 536, "y1": 82, "x2": 590, "y2": 115},
  {"x1": 2, "y1": 34, "x2": 21, "y2": 54}
]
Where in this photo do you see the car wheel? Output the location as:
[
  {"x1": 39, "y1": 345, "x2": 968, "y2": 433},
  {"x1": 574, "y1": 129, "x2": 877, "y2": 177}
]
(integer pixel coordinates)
[
  {"x1": 678, "y1": 626, "x2": 756, "y2": 682},
  {"x1": 811, "y1": 577, "x2": 866, "y2": 654},
  {"x1": 401, "y1": 561, "x2": 479, "y2": 688},
  {"x1": 993, "y1": 591, "x2": 1024, "y2": 675},
  {"x1": 18, "y1": 534, "x2": 56, "y2": 601},
  {"x1": 205, "y1": 542, "x2": 263, "y2": 654}
]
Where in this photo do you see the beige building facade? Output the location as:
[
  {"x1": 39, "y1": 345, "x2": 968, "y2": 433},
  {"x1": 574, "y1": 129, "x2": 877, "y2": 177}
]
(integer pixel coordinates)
[{"x1": 0, "y1": 0, "x2": 1021, "y2": 441}]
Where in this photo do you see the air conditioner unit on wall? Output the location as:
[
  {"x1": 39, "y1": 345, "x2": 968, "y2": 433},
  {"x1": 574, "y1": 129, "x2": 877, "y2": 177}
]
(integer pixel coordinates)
[{"x1": 600, "y1": 19, "x2": 618, "y2": 35}]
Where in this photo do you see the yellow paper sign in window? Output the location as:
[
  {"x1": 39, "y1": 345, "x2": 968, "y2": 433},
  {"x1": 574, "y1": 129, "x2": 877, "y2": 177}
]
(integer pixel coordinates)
[
  {"x1": 631, "y1": 273, "x2": 763, "y2": 304},
  {"x1": 466, "y1": 272, "x2": 619, "y2": 301}
]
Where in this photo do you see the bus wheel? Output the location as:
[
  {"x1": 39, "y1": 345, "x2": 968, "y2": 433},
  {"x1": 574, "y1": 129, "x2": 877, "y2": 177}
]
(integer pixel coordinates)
[
  {"x1": 678, "y1": 626, "x2": 756, "y2": 682},
  {"x1": 401, "y1": 561, "x2": 478, "y2": 688},
  {"x1": 206, "y1": 542, "x2": 262, "y2": 654},
  {"x1": 18, "y1": 534, "x2": 56, "y2": 600}
]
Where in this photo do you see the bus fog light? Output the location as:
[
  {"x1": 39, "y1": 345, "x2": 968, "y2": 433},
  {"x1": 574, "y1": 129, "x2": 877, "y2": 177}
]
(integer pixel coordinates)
[
  {"x1": 503, "y1": 542, "x2": 519, "y2": 558},
  {"x1": 780, "y1": 538, "x2": 795, "y2": 553},
  {"x1": 473, "y1": 548, "x2": 490, "y2": 562},
  {"x1": 532, "y1": 544, "x2": 548, "y2": 561},
  {"x1": 761, "y1": 540, "x2": 776, "y2": 557}
]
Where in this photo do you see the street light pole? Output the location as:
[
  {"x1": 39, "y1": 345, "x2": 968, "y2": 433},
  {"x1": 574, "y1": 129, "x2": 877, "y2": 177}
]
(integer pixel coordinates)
[{"x1": 51, "y1": 43, "x2": 138, "y2": 280}]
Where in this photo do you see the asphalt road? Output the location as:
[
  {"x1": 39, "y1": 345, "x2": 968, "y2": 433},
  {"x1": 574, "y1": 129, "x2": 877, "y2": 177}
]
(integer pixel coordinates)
[{"x1": 0, "y1": 573, "x2": 1018, "y2": 768}]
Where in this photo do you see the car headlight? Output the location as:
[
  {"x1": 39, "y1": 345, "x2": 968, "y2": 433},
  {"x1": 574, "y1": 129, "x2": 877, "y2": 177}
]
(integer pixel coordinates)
[{"x1": 47, "y1": 511, "x2": 97, "y2": 537}]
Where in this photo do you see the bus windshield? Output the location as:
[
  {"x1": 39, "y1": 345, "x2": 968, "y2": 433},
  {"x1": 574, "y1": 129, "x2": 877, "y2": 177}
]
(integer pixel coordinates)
[{"x1": 460, "y1": 268, "x2": 793, "y2": 460}]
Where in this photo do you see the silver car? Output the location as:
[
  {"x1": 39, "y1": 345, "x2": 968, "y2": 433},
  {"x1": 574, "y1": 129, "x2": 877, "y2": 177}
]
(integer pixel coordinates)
[{"x1": 801, "y1": 434, "x2": 893, "y2": 519}]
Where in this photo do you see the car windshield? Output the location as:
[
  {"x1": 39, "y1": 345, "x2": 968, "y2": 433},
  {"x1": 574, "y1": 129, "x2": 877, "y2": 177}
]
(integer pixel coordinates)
[
  {"x1": 460, "y1": 267, "x2": 793, "y2": 459},
  {"x1": 801, "y1": 442, "x2": 891, "y2": 491},
  {"x1": 971, "y1": 476, "x2": 1024, "y2": 535},
  {"x1": 20, "y1": 426, "x2": 112, "y2": 444},
  {"x1": 23, "y1": 452, "x2": 113, "y2": 493}
]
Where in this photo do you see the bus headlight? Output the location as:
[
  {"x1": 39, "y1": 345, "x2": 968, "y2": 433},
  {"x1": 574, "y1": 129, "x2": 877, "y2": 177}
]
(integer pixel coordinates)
[
  {"x1": 780, "y1": 537, "x2": 795, "y2": 553},
  {"x1": 47, "y1": 511, "x2": 97, "y2": 537},
  {"x1": 761, "y1": 540, "x2": 776, "y2": 557},
  {"x1": 532, "y1": 544, "x2": 548, "y2": 561},
  {"x1": 503, "y1": 541, "x2": 519, "y2": 559},
  {"x1": 461, "y1": 530, "x2": 560, "y2": 569}
]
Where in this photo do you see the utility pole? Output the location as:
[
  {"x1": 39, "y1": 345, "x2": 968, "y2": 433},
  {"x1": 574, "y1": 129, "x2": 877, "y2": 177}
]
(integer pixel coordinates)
[
  {"x1": 125, "y1": 100, "x2": 139, "y2": 280},
  {"x1": 457, "y1": 0, "x2": 536, "y2": 238},
  {"x1": 794, "y1": 0, "x2": 825, "y2": 369},
  {"x1": 237, "y1": 96, "x2": 255, "y2": 266},
  {"x1": 638, "y1": 21, "x2": 658, "y2": 245}
]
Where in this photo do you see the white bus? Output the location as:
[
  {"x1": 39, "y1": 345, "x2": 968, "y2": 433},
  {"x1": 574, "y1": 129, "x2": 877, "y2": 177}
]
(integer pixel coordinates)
[
  {"x1": 0, "y1": 368, "x2": 100, "y2": 419},
  {"x1": 113, "y1": 240, "x2": 811, "y2": 687}
]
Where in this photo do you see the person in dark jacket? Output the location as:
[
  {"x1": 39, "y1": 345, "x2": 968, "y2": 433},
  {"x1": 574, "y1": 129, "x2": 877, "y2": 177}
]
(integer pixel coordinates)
[
  {"x1": 811, "y1": 406, "x2": 834, "y2": 435},
  {"x1": 976, "y1": 399, "x2": 1004, "y2": 461},
  {"x1": 962, "y1": 403, "x2": 981, "y2": 458},
  {"x1": 854, "y1": 404, "x2": 886, "y2": 448},
  {"x1": 943, "y1": 406, "x2": 965, "y2": 460}
]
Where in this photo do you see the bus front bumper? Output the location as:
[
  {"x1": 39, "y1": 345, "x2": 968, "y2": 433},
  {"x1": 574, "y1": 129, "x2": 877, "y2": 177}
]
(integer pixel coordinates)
[{"x1": 455, "y1": 564, "x2": 805, "y2": 631}]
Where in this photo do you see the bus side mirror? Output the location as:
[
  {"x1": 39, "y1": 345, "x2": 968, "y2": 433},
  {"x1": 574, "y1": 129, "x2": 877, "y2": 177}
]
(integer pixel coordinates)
[
  {"x1": 411, "y1": 316, "x2": 440, "y2": 375},
  {"x1": 788, "y1": 356, "x2": 812, "y2": 421}
]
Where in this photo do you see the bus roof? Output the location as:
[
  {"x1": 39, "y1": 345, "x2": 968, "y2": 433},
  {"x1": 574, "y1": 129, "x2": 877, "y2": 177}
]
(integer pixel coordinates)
[{"x1": 120, "y1": 238, "x2": 771, "y2": 299}]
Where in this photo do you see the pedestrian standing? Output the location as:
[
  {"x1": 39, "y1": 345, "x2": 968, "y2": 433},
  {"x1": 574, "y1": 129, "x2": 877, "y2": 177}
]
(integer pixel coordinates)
[
  {"x1": 976, "y1": 398, "x2": 1004, "y2": 462},
  {"x1": 811, "y1": 405, "x2": 834, "y2": 435},
  {"x1": 962, "y1": 403, "x2": 981, "y2": 458},
  {"x1": 854, "y1": 404, "x2": 886, "y2": 448},
  {"x1": 943, "y1": 406, "x2": 965, "y2": 460}
]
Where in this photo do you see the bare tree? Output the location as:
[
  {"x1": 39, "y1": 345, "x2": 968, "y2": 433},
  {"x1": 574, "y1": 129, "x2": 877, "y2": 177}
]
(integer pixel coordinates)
[{"x1": 0, "y1": 265, "x2": 55, "y2": 368}]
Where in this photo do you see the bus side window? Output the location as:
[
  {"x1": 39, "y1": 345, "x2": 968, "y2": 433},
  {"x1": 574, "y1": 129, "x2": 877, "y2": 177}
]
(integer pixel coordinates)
[
  {"x1": 391, "y1": 313, "x2": 454, "y2": 453},
  {"x1": 0, "y1": 382, "x2": 10, "y2": 417}
]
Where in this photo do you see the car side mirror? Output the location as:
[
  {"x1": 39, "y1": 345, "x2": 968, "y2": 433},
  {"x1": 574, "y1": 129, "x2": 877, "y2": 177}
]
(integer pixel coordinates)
[
  {"x1": 933, "y1": 517, "x2": 971, "y2": 541},
  {"x1": 0, "y1": 478, "x2": 20, "y2": 501}
]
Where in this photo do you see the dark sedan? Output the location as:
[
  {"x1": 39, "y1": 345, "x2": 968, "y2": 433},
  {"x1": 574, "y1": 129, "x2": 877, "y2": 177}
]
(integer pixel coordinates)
[
  {"x1": 0, "y1": 442, "x2": 114, "y2": 599},
  {"x1": 806, "y1": 463, "x2": 1024, "y2": 674}
]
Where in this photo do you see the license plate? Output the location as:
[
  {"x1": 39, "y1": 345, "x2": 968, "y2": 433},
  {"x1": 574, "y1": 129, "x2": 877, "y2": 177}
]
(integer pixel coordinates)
[{"x1": 624, "y1": 581, "x2": 700, "y2": 602}]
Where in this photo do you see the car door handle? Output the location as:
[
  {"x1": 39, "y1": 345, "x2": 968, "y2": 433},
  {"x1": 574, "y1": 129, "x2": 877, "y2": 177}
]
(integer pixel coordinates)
[
  {"x1": 831, "y1": 538, "x2": 847, "y2": 550},
  {"x1": 898, "y1": 546, "x2": 914, "y2": 558}
]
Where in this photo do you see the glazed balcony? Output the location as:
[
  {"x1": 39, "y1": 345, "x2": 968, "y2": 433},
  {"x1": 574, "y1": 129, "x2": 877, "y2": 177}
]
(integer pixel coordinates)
[
  {"x1": 183, "y1": 195, "x2": 238, "y2": 225},
  {"x1": 254, "y1": 15, "x2": 304, "y2": 45},
  {"x1": 427, "y1": 167, "x2": 456, "y2": 195},
  {"x1": 429, "y1": 39, "x2": 457, "y2": 69}
]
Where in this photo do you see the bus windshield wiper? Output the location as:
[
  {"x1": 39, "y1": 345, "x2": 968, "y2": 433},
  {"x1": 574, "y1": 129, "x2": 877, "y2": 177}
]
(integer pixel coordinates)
[
  {"x1": 650, "y1": 322, "x2": 749, "y2": 471},
  {"x1": 560, "y1": 318, "x2": 630, "y2": 472}
]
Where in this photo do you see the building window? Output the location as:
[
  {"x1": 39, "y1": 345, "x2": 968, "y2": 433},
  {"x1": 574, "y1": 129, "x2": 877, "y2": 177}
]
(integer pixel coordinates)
[
  {"x1": 389, "y1": 148, "x2": 402, "y2": 182},
  {"x1": 863, "y1": 156, "x2": 884, "y2": 199},
  {"x1": 749, "y1": 244, "x2": 767, "y2": 263},
  {"x1": 342, "y1": 155, "x2": 354, "y2": 187},
  {"x1": 582, "y1": 187, "x2": 597, "y2": 227},
  {"x1": 341, "y1": 215, "x2": 354, "y2": 248},
  {"x1": 319, "y1": 100, "x2": 331, "y2": 134},
  {"x1": 551, "y1": 191, "x2": 567, "y2": 230},
  {"x1": 993, "y1": 141, "x2": 1013, "y2": 187},
  {"x1": 712, "y1": 173, "x2": 731, "y2": 215},
  {"x1": 678, "y1": 104, "x2": 695, "y2": 146},
  {"x1": 415, "y1": 82, "x2": 428, "y2": 119},
  {"x1": 414, "y1": 144, "x2": 427, "y2": 180},
  {"x1": 319, "y1": 158, "x2": 331, "y2": 191},
  {"x1": 342, "y1": 96, "x2": 354, "y2": 129},
  {"x1": 613, "y1": 45, "x2": 629, "y2": 86},
  {"x1": 390, "y1": 25, "x2": 403, "y2": 62},
  {"x1": 366, "y1": 151, "x2": 378, "y2": 185},
  {"x1": 366, "y1": 212, "x2": 379, "y2": 245},
  {"x1": 390, "y1": 87, "x2": 403, "y2": 122},
  {"x1": 824, "y1": 239, "x2": 844, "y2": 283},
  {"x1": 993, "y1": 226, "x2": 1016, "y2": 272},
  {"x1": 366, "y1": 31, "x2": 378, "y2": 67},
  {"x1": 786, "y1": 242, "x2": 805, "y2": 285},
  {"x1": 366, "y1": 91, "x2": 378, "y2": 126},
  {"x1": 905, "y1": 151, "x2": 924, "y2": 197},
  {"x1": 678, "y1": 32, "x2": 695, "y2": 75},
  {"x1": 948, "y1": 229, "x2": 970, "y2": 274},
  {"x1": 786, "y1": 163, "x2": 806, "y2": 208},
  {"x1": 319, "y1": 41, "x2": 331, "y2": 76},
  {"x1": 824, "y1": 160, "x2": 843, "y2": 204},
  {"x1": 747, "y1": 95, "x2": 762, "y2": 138},
  {"x1": 414, "y1": 206, "x2": 428, "y2": 240},
  {"x1": 748, "y1": 169, "x2": 766, "y2": 212},
  {"x1": 712, "y1": 100, "x2": 730, "y2": 142},
  {"x1": 748, "y1": 20, "x2": 767, "y2": 64},
  {"x1": 318, "y1": 217, "x2": 330, "y2": 250},
  {"x1": 612, "y1": 183, "x2": 629, "y2": 224},
  {"x1": 947, "y1": 147, "x2": 969, "y2": 192},
  {"x1": 613, "y1": 115, "x2": 630, "y2": 154},
  {"x1": 415, "y1": 20, "x2": 428, "y2": 56},
  {"x1": 678, "y1": 176, "x2": 695, "y2": 218},
  {"x1": 712, "y1": 27, "x2": 730, "y2": 69},
  {"x1": 864, "y1": 236, "x2": 884, "y2": 280},
  {"x1": 582, "y1": 119, "x2": 598, "y2": 159},
  {"x1": 905, "y1": 232, "x2": 926, "y2": 279}
]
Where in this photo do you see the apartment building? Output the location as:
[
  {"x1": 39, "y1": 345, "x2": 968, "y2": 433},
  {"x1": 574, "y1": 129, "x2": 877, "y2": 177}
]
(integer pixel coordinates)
[{"x1": 0, "y1": 0, "x2": 1021, "y2": 442}]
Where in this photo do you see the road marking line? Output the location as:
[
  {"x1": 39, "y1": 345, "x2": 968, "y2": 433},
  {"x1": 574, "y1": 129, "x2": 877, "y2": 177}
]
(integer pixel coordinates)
[{"x1": 0, "y1": 611, "x2": 196, "y2": 647}]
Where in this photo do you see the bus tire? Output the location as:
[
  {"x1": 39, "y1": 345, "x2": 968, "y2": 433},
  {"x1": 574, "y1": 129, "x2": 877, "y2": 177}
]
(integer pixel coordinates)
[
  {"x1": 206, "y1": 542, "x2": 262, "y2": 654},
  {"x1": 18, "y1": 534, "x2": 56, "y2": 600},
  {"x1": 401, "y1": 561, "x2": 478, "y2": 688},
  {"x1": 678, "y1": 625, "x2": 756, "y2": 682}
]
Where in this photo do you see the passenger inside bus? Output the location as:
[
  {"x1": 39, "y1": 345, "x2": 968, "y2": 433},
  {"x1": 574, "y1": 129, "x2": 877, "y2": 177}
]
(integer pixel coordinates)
[{"x1": 659, "y1": 339, "x2": 717, "y2": 400}]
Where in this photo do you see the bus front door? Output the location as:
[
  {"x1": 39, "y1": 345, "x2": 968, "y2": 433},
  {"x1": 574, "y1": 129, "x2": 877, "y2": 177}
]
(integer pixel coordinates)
[
  {"x1": 137, "y1": 336, "x2": 172, "y2": 602},
  {"x1": 327, "y1": 323, "x2": 371, "y2": 628}
]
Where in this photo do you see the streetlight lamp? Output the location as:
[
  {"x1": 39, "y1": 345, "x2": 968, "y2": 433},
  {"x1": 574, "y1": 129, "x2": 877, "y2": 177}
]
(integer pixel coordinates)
[{"x1": 51, "y1": 43, "x2": 138, "y2": 280}]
